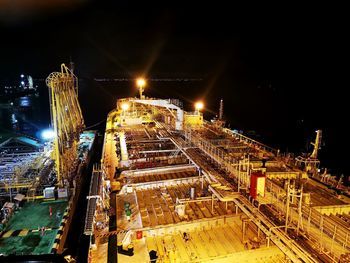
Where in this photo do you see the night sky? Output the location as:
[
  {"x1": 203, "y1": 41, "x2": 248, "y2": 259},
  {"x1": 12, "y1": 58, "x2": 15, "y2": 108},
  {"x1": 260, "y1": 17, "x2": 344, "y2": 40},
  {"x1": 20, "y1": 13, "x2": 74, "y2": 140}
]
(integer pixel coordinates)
[{"x1": 0, "y1": 1, "x2": 348, "y2": 175}]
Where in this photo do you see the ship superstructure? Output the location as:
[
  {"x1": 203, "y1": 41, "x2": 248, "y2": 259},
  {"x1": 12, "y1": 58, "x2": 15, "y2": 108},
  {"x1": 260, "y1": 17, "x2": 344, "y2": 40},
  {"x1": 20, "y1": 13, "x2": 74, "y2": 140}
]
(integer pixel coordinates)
[{"x1": 86, "y1": 81, "x2": 350, "y2": 263}]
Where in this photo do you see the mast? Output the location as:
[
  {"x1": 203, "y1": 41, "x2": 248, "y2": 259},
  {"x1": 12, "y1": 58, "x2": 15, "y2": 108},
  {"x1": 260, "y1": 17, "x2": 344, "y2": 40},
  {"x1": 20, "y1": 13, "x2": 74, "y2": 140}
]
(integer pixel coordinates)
[{"x1": 219, "y1": 99, "x2": 224, "y2": 120}]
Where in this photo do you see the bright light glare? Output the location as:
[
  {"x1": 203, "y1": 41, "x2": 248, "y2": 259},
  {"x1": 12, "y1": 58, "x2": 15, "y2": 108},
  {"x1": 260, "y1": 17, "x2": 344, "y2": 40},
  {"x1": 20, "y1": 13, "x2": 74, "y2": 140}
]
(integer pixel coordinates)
[
  {"x1": 136, "y1": 78, "x2": 146, "y2": 87},
  {"x1": 20, "y1": 74, "x2": 24, "y2": 78},
  {"x1": 195, "y1": 101, "x2": 204, "y2": 111},
  {"x1": 41, "y1": 129, "x2": 55, "y2": 140},
  {"x1": 121, "y1": 102, "x2": 129, "y2": 111}
]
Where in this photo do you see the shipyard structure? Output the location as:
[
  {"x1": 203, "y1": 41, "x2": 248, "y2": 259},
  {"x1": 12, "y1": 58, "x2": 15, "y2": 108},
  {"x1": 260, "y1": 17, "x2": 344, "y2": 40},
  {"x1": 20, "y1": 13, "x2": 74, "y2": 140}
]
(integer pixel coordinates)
[{"x1": 84, "y1": 79, "x2": 350, "y2": 263}]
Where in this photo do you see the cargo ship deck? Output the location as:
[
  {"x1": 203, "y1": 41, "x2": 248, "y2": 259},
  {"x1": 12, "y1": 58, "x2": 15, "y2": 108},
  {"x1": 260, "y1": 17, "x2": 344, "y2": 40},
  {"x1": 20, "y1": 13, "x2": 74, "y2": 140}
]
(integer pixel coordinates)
[
  {"x1": 85, "y1": 94, "x2": 350, "y2": 263},
  {"x1": 0, "y1": 130, "x2": 96, "y2": 259},
  {"x1": 0, "y1": 200, "x2": 67, "y2": 255}
]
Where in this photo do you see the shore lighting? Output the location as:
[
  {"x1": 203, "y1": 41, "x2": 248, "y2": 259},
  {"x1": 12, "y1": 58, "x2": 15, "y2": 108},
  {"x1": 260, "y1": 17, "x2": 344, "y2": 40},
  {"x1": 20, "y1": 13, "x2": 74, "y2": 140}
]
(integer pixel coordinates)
[{"x1": 41, "y1": 129, "x2": 55, "y2": 140}]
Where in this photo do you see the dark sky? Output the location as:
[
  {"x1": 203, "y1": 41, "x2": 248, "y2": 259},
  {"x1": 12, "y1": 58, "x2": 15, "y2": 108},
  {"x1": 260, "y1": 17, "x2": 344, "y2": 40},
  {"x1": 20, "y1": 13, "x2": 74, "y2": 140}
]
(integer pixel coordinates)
[{"x1": 0, "y1": 1, "x2": 348, "y2": 174}]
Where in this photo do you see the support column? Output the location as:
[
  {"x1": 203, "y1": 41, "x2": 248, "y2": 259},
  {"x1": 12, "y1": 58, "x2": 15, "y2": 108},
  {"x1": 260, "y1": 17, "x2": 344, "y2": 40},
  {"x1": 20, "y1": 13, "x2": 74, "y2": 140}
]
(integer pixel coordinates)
[
  {"x1": 320, "y1": 215, "x2": 324, "y2": 251},
  {"x1": 285, "y1": 180, "x2": 290, "y2": 234},
  {"x1": 307, "y1": 208, "x2": 312, "y2": 235},
  {"x1": 211, "y1": 194, "x2": 214, "y2": 213},
  {"x1": 331, "y1": 225, "x2": 337, "y2": 253}
]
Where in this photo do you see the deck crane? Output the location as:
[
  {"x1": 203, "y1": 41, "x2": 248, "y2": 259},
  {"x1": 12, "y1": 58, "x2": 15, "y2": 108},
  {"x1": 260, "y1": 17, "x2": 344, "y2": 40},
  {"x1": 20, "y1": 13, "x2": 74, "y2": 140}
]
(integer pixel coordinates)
[
  {"x1": 295, "y1": 130, "x2": 322, "y2": 176},
  {"x1": 46, "y1": 64, "x2": 85, "y2": 186},
  {"x1": 310, "y1": 130, "x2": 322, "y2": 159}
]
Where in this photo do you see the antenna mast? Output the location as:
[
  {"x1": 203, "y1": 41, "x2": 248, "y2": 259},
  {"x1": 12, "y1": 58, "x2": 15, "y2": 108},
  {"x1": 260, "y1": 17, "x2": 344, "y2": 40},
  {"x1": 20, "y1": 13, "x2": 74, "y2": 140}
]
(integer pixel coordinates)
[{"x1": 219, "y1": 99, "x2": 224, "y2": 120}]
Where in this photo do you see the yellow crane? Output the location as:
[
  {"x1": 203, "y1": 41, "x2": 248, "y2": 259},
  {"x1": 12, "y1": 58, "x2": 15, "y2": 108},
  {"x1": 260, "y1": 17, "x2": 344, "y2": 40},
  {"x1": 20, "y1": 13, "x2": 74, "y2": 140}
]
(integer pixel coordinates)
[{"x1": 46, "y1": 64, "x2": 85, "y2": 186}]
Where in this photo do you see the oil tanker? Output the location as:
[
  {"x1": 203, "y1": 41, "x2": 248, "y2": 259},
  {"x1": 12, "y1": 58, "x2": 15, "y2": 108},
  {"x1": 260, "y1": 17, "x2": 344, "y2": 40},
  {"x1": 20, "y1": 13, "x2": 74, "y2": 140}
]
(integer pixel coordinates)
[
  {"x1": 85, "y1": 78, "x2": 350, "y2": 263},
  {"x1": 2, "y1": 70, "x2": 350, "y2": 262}
]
